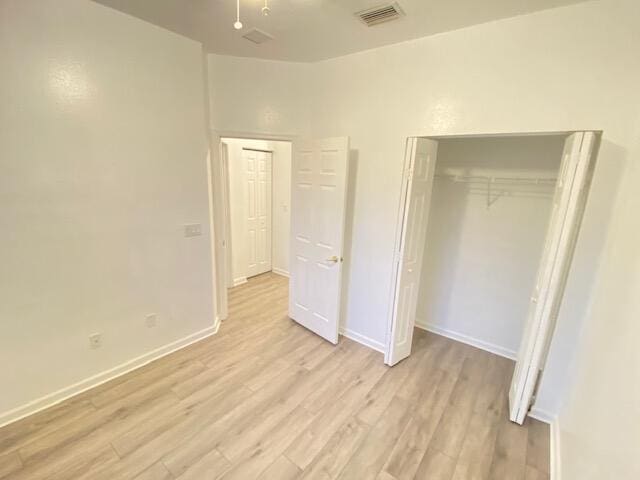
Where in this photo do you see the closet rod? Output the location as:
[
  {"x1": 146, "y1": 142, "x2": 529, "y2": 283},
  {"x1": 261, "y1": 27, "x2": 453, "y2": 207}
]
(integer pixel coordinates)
[{"x1": 435, "y1": 173, "x2": 557, "y2": 186}]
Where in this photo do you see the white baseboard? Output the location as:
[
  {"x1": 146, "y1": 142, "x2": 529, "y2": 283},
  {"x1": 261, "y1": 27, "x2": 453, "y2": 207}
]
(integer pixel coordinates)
[
  {"x1": 0, "y1": 322, "x2": 219, "y2": 429},
  {"x1": 233, "y1": 276, "x2": 248, "y2": 286},
  {"x1": 529, "y1": 406, "x2": 554, "y2": 424},
  {"x1": 550, "y1": 419, "x2": 562, "y2": 480},
  {"x1": 415, "y1": 320, "x2": 517, "y2": 360},
  {"x1": 339, "y1": 327, "x2": 386, "y2": 354},
  {"x1": 271, "y1": 267, "x2": 290, "y2": 278}
]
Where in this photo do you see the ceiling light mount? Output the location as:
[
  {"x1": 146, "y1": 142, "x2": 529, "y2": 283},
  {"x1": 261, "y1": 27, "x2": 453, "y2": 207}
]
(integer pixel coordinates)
[
  {"x1": 233, "y1": 0, "x2": 273, "y2": 29},
  {"x1": 234, "y1": 0, "x2": 242, "y2": 29}
]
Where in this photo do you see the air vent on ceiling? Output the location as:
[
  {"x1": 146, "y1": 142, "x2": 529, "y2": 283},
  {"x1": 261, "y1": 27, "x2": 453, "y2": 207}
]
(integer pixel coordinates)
[
  {"x1": 355, "y1": 2, "x2": 405, "y2": 27},
  {"x1": 242, "y1": 28, "x2": 274, "y2": 44}
]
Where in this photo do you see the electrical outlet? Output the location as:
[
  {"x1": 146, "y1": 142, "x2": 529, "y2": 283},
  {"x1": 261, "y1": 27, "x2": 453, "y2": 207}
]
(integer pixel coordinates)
[
  {"x1": 89, "y1": 333, "x2": 102, "y2": 349},
  {"x1": 183, "y1": 223, "x2": 202, "y2": 237},
  {"x1": 145, "y1": 314, "x2": 157, "y2": 328}
]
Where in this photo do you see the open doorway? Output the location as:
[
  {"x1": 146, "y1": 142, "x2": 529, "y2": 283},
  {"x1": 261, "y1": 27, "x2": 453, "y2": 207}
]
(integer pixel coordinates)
[
  {"x1": 211, "y1": 134, "x2": 352, "y2": 346},
  {"x1": 386, "y1": 131, "x2": 599, "y2": 424},
  {"x1": 218, "y1": 137, "x2": 293, "y2": 306}
]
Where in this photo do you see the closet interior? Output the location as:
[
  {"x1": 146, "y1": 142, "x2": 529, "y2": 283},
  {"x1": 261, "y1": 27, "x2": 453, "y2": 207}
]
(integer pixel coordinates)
[{"x1": 416, "y1": 135, "x2": 566, "y2": 359}]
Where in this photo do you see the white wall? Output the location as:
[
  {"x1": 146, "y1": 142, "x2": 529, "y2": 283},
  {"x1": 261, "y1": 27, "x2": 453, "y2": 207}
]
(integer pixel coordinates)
[
  {"x1": 0, "y1": 0, "x2": 214, "y2": 423},
  {"x1": 207, "y1": 54, "x2": 313, "y2": 137},
  {"x1": 556, "y1": 130, "x2": 640, "y2": 479},
  {"x1": 417, "y1": 136, "x2": 563, "y2": 357},
  {"x1": 272, "y1": 142, "x2": 292, "y2": 276},
  {"x1": 223, "y1": 138, "x2": 291, "y2": 284}
]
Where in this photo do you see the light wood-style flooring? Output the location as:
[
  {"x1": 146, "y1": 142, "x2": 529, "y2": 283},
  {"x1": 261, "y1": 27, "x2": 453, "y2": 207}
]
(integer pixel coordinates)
[{"x1": 0, "y1": 272, "x2": 549, "y2": 479}]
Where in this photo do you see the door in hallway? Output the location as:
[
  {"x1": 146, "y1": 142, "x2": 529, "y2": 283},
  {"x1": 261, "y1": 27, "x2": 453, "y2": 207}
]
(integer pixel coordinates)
[{"x1": 244, "y1": 149, "x2": 272, "y2": 278}]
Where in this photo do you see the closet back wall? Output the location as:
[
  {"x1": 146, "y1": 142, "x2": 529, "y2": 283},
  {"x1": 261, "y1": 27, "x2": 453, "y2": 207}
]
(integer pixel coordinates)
[{"x1": 416, "y1": 136, "x2": 564, "y2": 358}]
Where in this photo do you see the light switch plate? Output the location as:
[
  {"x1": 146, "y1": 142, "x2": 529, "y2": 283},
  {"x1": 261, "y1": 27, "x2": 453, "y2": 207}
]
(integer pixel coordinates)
[{"x1": 184, "y1": 223, "x2": 202, "y2": 237}]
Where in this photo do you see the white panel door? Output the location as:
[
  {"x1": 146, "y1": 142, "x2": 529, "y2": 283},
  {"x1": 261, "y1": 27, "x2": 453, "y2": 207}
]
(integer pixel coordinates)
[
  {"x1": 385, "y1": 137, "x2": 437, "y2": 366},
  {"x1": 509, "y1": 131, "x2": 596, "y2": 424},
  {"x1": 245, "y1": 149, "x2": 272, "y2": 278},
  {"x1": 289, "y1": 137, "x2": 349, "y2": 344}
]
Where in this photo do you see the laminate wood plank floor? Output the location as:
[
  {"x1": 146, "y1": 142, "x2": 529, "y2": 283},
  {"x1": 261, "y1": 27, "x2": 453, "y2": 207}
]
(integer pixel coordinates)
[{"x1": 0, "y1": 272, "x2": 549, "y2": 479}]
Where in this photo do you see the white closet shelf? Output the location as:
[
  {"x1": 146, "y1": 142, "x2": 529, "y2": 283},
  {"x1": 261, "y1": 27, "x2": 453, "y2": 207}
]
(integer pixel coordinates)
[
  {"x1": 434, "y1": 173, "x2": 557, "y2": 207},
  {"x1": 435, "y1": 173, "x2": 557, "y2": 186}
]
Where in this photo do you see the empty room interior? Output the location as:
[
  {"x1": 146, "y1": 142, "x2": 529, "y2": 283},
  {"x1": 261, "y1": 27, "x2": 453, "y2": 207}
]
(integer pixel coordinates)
[{"x1": 1, "y1": 1, "x2": 639, "y2": 479}]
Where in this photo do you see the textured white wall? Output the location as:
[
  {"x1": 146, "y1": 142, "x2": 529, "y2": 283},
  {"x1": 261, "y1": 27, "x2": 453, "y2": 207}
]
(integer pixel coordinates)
[
  {"x1": 223, "y1": 138, "x2": 291, "y2": 283},
  {"x1": 207, "y1": 54, "x2": 313, "y2": 137},
  {"x1": 272, "y1": 142, "x2": 292, "y2": 276},
  {"x1": 0, "y1": 0, "x2": 214, "y2": 421},
  {"x1": 417, "y1": 136, "x2": 563, "y2": 358}
]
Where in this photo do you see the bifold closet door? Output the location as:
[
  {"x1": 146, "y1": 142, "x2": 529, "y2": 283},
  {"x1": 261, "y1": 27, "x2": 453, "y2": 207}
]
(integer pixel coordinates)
[
  {"x1": 385, "y1": 137, "x2": 437, "y2": 366},
  {"x1": 509, "y1": 131, "x2": 597, "y2": 424},
  {"x1": 244, "y1": 149, "x2": 272, "y2": 278},
  {"x1": 289, "y1": 137, "x2": 350, "y2": 344}
]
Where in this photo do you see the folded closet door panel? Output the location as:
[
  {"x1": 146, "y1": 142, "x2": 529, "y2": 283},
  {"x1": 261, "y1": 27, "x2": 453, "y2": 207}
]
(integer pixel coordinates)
[
  {"x1": 386, "y1": 137, "x2": 437, "y2": 366},
  {"x1": 509, "y1": 131, "x2": 597, "y2": 424}
]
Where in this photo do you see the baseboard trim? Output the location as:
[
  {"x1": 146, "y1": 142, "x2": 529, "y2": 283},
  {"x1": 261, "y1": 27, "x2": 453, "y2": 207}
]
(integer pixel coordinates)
[
  {"x1": 233, "y1": 277, "x2": 248, "y2": 286},
  {"x1": 0, "y1": 322, "x2": 220, "y2": 429},
  {"x1": 550, "y1": 419, "x2": 562, "y2": 480},
  {"x1": 271, "y1": 268, "x2": 290, "y2": 278},
  {"x1": 339, "y1": 327, "x2": 385, "y2": 354},
  {"x1": 528, "y1": 406, "x2": 554, "y2": 424},
  {"x1": 415, "y1": 321, "x2": 517, "y2": 360}
]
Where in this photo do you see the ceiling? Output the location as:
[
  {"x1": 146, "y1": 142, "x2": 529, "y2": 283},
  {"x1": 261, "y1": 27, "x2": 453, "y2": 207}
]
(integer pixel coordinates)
[{"x1": 92, "y1": 0, "x2": 589, "y2": 62}]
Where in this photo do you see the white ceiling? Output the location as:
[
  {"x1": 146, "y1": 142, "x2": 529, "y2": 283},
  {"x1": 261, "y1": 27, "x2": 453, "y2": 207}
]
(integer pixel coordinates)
[{"x1": 93, "y1": 0, "x2": 589, "y2": 62}]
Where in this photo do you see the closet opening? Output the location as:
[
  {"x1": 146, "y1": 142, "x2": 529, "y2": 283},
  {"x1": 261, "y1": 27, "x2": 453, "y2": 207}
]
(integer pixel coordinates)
[{"x1": 386, "y1": 131, "x2": 599, "y2": 424}]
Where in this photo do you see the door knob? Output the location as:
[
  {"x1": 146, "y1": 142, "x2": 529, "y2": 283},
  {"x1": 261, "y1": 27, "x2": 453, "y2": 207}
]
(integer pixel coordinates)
[{"x1": 326, "y1": 255, "x2": 342, "y2": 263}]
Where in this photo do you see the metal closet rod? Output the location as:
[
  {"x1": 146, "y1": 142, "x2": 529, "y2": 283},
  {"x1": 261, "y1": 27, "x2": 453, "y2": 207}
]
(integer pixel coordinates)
[{"x1": 435, "y1": 173, "x2": 557, "y2": 185}]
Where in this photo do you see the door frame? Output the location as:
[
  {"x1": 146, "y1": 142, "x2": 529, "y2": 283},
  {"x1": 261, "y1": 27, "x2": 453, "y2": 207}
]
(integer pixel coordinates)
[
  {"x1": 220, "y1": 142, "x2": 233, "y2": 289},
  {"x1": 209, "y1": 130, "x2": 297, "y2": 321},
  {"x1": 385, "y1": 129, "x2": 600, "y2": 410}
]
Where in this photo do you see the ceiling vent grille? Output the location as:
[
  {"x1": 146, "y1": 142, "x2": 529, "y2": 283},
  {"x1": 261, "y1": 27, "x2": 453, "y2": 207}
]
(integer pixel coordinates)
[
  {"x1": 355, "y1": 2, "x2": 405, "y2": 27},
  {"x1": 242, "y1": 28, "x2": 274, "y2": 44}
]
